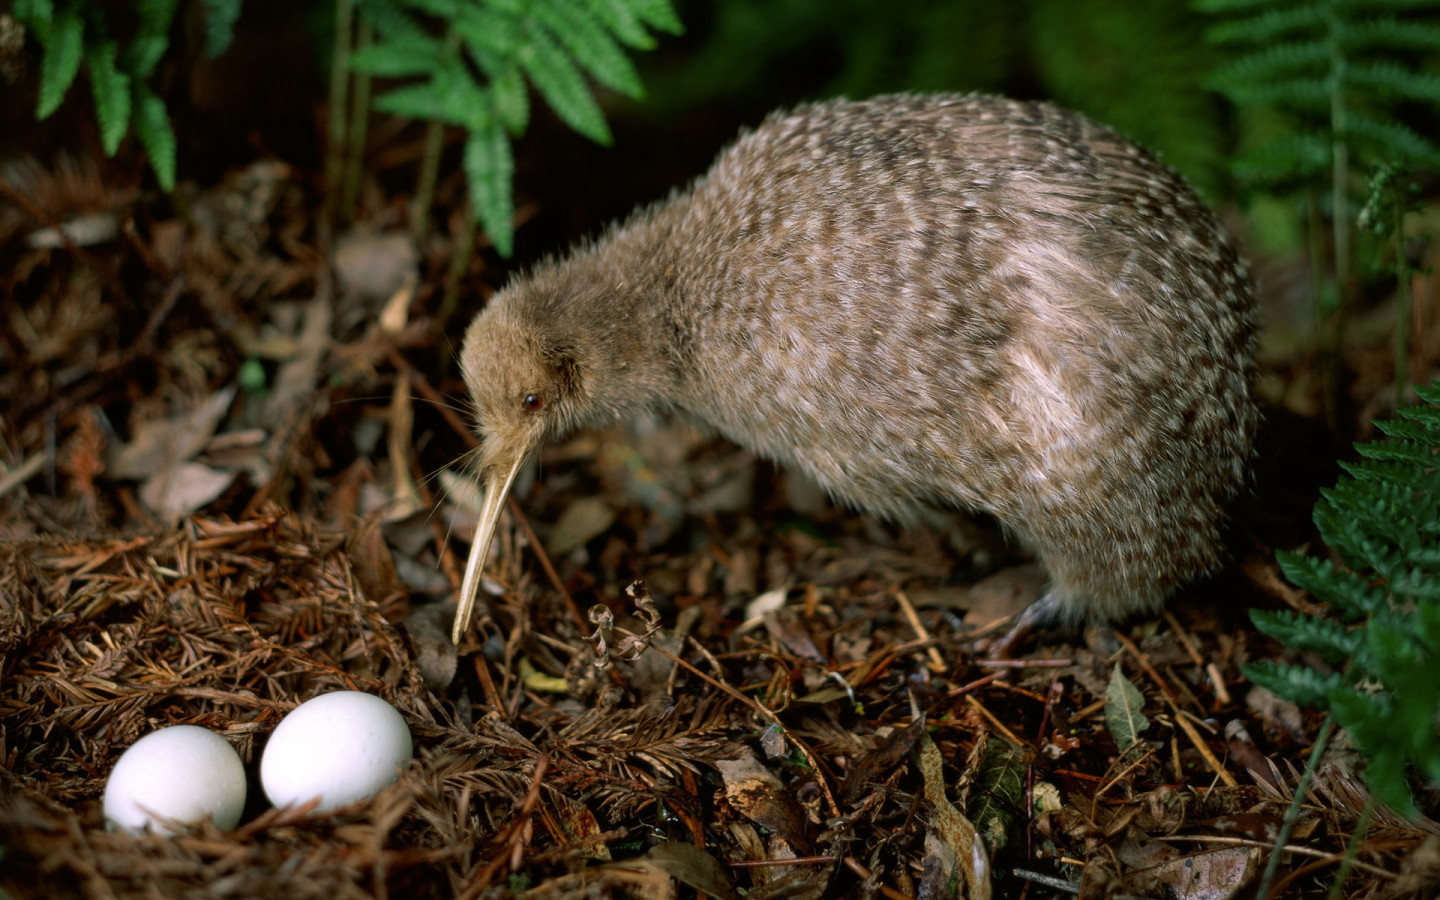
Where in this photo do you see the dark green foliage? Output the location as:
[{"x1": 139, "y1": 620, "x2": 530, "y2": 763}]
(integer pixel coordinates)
[
  {"x1": 646, "y1": 0, "x2": 1226, "y2": 197},
  {"x1": 15, "y1": 0, "x2": 244, "y2": 190},
  {"x1": 1248, "y1": 382, "x2": 1440, "y2": 817},
  {"x1": 350, "y1": 0, "x2": 680, "y2": 256},
  {"x1": 1200, "y1": 0, "x2": 1440, "y2": 188}
]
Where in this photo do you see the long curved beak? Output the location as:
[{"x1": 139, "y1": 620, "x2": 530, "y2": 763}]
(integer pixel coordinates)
[{"x1": 452, "y1": 455, "x2": 527, "y2": 644}]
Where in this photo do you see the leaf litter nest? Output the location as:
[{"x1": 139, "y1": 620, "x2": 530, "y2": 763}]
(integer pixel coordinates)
[{"x1": 8, "y1": 497, "x2": 1431, "y2": 899}]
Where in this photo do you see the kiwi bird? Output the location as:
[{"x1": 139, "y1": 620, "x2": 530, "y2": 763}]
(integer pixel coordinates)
[{"x1": 452, "y1": 93, "x2": 1257, "y2": 644}]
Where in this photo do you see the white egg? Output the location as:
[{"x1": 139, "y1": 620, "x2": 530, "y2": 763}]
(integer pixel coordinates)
[
  {"x1": 260, "y1": 691, "x2": 412, "y2": 812},
  {"x1": 103, "y1": 725, "x2": 248, "y2": 834}
]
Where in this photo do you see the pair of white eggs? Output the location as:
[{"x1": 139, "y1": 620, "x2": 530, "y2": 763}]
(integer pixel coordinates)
[{"x1": 103, "y1": 691, "x2": 412, "y2": 834}]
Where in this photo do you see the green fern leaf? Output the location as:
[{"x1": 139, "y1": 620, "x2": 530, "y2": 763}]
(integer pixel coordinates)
[
  {"x1": 1231, "y1": 133, "x2": 1331, "y2": 183},
  {"x1": 1194, "y1": 0, "x2": 1290, "y2": 11},
  {"x1": 1346, "y1": 17, "x2": 1440, "y2": 51},
  {"x1": 1346, "y1": 111, "x2": 1440, "y2": 167},
  {"x1": 1244, "y1": 659, "x2": 1345, "y2": 708},
  {"x1": 1374, "y1": 417, "x2": 1440, "y2": 444},
  {"x1": 1276, "y1": 551, "x2": 1388, "y2": 617},
  {"x1": 619, "y1": 0, "x2": 682, "y2": 33},
  {"x1": 1346, "y1": 60, "x2": 1440, "y2": 104},
  {"x1": 355, "y1": 0, "x2": 429, "y2": 42},
  {"x1": 201, "y1": 0, "x2": 243, "y2": 57},
  {"x1": 399, "y1": 0, "x2": 459, "y2": 14},
  {"x1": 454, "y1": 3, "x2": 521, "y2": 59},
  {"x1": 1212, "y1": 74, "x2": 1331, "y2": 110},
  {"x1": 1209, "y1": 39, "x2": 1328, "y2": 86},
  {"x1": 1205, "y1": 6, "x2": 1322, "y2": 45},
  {"x1": 583, "y1": 0, "x2": 657, "y2": 48},
  {"x1": 464, "y1": 112, "x2": 515, "y2": 258},
  {"x1": 1414, "y1": 383, "x2": 1440, "y2": 406},
  {"x1": 13, "y1": 0, "x2": 55, "y2": 33},
  {"x1": 536, "y1": 0, "x2": 644, "y2": 98},
  {"x1": 1330, "y1": 686, "x2": 1419, "y2": 816},
  {"x1": 1253, "y1": 605, "x2": 1363, "y2": 661},
  {"x1": 127, "y1": 0, "x2": 180, "y2": 79},
  {"x1": 486, "y1": 59, "x2": 530, "y2": 134},
  {"x1": 520, "y1": 20, "x2": 612, "y2": 144},
  {"x1": 351, "y1": 36, "x2": 444, "y2": 77},
  {"x1": 86, "y1": 41, "x2": 132, "y2": 155},
  {"x1": 1346, "y1": 0, "x2": 1440, "y2": 10},
  {"x1": 132, "y1": 85, "x2": 176, "y2": 190},
  {"x1": 1354, "y1": 440, "x2": 1439, "y2": 466},
  {"x1": 36, "y1": 6, "x2": 84, "y2": 119},
  {"x1": 374, "y1": 81, "x2": 451, "y2": 124}
]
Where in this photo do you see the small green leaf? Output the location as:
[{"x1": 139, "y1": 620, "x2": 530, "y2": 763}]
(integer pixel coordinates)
[
  {"x1": 36, "y1": 7, "x2": 84, "y2": 119},
  {"x1": 87, "y1": 41, "x2": 133, "y2": 156},
  {"x1": 1104, "y1": 663, "x2": 1150, "y2": 753},
  {"x1": 464, "y1": 113, "x2": 515, "y2": 257},
  {"x1": 132, "y1": 85, "x2": 176, "y2": 190}
]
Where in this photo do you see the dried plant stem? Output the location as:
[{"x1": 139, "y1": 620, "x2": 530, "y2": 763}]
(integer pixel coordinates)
[
  {"x1": 324, "y1": 0, "x2": 354, "y2": 233},
  {"x1": 1259, "y1": 714, "x2": 1336, "y2": 899},
  {"x1": 342, "y1": 19, "x2": 373, "y2": 221}
]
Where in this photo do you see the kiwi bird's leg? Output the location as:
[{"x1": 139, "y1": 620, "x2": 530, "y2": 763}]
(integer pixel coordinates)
[{"x1": 452, "y1": 455, "x2": 526, "y2": 644}]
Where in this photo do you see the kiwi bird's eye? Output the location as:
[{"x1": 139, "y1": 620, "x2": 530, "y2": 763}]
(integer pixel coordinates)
[{"x1": 522, "y1": 393, "x2": 544, "y2": 412}]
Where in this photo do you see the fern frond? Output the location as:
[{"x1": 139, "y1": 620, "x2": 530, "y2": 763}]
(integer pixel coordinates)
[
  {"x1": 1211, "y1": 75, "x2": 1330, "y2": 110},
  {"x1": 1276, "y1": 551, "x2": 1388, "y2": 617},
  {"x1": 36, "y1": 7, "x2": 84, "y2": 119},
  {"x1": 1345, "y1": 0, "x2": 1440, "y2": 10},
  {"x1": 519, "y1": 20, "x2": 612, "y2": 143},
  {"x1": 1346, "y1": 16, "x2": 1440, "y2": 51},
  {"x1": 583, "y1": 0, "x2": 657, "y2": 48},
  {"x1": 1352, "y1": 439, "x2": 1440, "y2": 467},
  {"x1": 485, "y1": 58, "x2": 530, "y2": 134},
  {"x1": 1205, "y1": 5, "x2": 1322, "y2": 45},
  {"x1": 350, "y1": 36, "x2": 443, "y2": 77},
  {"x1": 1346, "y1": 60, "x2": 1440, "y2": 104},
  {"x1": 620, "y1": 0, "x2": 681, "y2": 34},
  {"x1": 86, "y1": 41, "x2": 132, "y2": 155},
  {"x1": 1231, "y1": 133, "x2": 1331, "y2": 183},
  {"x1": 1208, "y1": 40, "x2": 1328, "y2": 86},
  {"x1": 132, "y1": 84, "x2": 176, "y2": 190},
  {"x1": 1193, "y1": 0, "x2": 1287, "y2": 12},
  {"x1": 535, "y1": 0, "x2": 644, "y2": 98},
  {"x1": 399, "y1": 0, "x2": 459, "y2": 14},
  {"x1": 127, "y1": 0, "x2": 180, "y2": 79},
  {"x1": 200, "y1": 0, "x2": 243, "y2": 57},
  {"x1": 464, "y1": 113, "x2": 515, "y2": 257},
  {"x1": 1344, "y1": 111, "x2": 1440, "y2": 168},
  {"x1": 1253, "y1": 605, "x2": 1363, "y2": 661},
  {"x1": 1373, "y1": 416, "x2": 1440, "y2": 444},
  {"x1": 1244, "y1": 659, "x2": 1345, "y2": 708},
  {"x1": 1413, "y1": 383, "x2": 1440, "y2": 406},
  {"x1": 13, "y1": 0, "x2": 54, "y2": 30},
  {"x1": 354, "y1": 0, "x2": 429, "y2": 42}
]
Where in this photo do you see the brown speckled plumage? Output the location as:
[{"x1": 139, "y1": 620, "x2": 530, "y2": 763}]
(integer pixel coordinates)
[{"x1": 453, "y1": 93, "x2": 1258, "y2": 642}]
